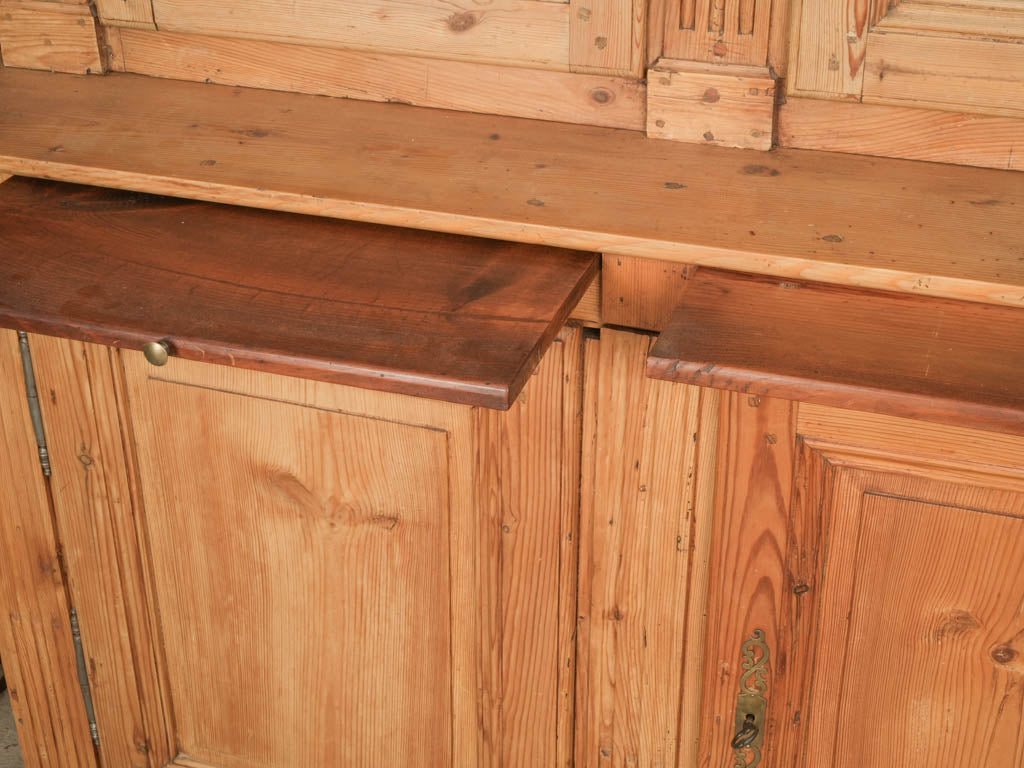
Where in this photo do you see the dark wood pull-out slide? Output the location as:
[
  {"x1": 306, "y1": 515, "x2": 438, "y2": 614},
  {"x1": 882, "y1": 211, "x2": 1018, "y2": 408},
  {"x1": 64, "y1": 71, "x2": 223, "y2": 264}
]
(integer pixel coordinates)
[
  {"x1": 0, "y1": 177, "x2": 597, "y2": 409},
  {"x1": 647, "y1": 269, "x2": 1024, "y2": 435}
]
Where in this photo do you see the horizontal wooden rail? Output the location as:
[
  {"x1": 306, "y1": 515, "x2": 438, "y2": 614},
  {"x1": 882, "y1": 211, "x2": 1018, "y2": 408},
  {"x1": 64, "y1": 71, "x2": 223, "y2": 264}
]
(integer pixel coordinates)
[
  {"x1": 1, "y1": 69, "x2": 1023, "y2": 306},
  {"x1": 647, "y1": 270, "x2": 1024, "y2": 436},
  {"x1": 0, "y1": 177, "x2": 597, "y2": 409}
]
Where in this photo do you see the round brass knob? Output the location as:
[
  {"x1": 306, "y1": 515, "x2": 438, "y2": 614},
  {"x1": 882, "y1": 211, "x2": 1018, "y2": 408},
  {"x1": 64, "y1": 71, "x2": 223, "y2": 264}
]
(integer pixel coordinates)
[{"x1": 143, "y1": 340, "x2": 170, "y2": 366}]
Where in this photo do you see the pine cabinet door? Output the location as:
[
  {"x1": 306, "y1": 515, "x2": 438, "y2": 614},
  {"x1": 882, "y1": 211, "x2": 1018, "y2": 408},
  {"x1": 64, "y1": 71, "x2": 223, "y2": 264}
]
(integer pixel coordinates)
[
  {"x1": 699, "y1": 397, "x2": 1024, "y2": 768},
  {"x1": 24, "y1": 330, "x2": 582, "y2": 768}
]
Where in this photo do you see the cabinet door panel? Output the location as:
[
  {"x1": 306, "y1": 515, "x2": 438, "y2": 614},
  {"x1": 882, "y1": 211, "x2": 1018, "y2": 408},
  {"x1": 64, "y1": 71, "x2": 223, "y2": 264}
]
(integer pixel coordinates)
[
  {"x1": 129, "y1": 378, "x2": 452, "y2": 767},
  {"x1": 806, "y1": 476, "x2": 1024, "y2": 766},
  {"x1": 779, "y1": 412, "x2": 1024, "y2": 768}
]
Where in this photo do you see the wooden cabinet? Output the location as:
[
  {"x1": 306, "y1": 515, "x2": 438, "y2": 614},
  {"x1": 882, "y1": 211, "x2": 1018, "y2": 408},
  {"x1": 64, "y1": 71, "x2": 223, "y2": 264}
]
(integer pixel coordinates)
[
  {"x1": 1, "y1": 178, "x2": 1023, "y2": 767},
  {"x1": 648, "y1": 270, "x2": 1024, "y2": 768},
  {"x1": 784, "y1": 408, "x2": 1024, "y2": 767},
  {"x1": 1, "y1": 328, "x2": 584, "y2": 768},
  {"x1": 696, "y1": 399, "x2": 1024, "y2": 768}
]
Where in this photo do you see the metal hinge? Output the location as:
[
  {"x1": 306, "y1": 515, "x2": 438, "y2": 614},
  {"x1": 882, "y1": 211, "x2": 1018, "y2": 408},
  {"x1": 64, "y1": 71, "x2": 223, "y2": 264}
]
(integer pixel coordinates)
[
  {"x1": 16, "y1": 331, "x2": 51, "y2": 477},
  {"x1": 70, "y1": 608, "x2": 101, "y2": 748},
  {"x1": 17, "y1": 333, "x2": 100, "y2": 748}
]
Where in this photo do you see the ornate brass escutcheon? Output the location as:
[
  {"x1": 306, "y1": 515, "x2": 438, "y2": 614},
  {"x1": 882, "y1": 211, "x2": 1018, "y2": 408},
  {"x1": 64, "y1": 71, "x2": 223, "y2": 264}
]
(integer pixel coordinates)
[{"x1": 732, "y1": 629, "x2": 769, "y2": 768}]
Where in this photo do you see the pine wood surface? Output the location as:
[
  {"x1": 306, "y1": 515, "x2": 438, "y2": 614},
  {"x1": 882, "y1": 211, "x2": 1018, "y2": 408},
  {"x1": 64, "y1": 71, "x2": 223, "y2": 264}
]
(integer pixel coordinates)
[
  {"x1": 0, "y1": 0, "x2": 102, "y2": 74},
  {"x1": 600, "y1": 254, "x2": 691, "y2": 330},
  {"x1": 28, "y1": 334, "x2": 176, "y2": 768},
  {"x1": 0, "y1": 177, "x2": 597, "y2": 409},
  {"x1": 863, "y1": 33, "x2": 1024, "y2": 119},
  {"x1": 778, "y1": 97, "x2": 1024, "y2": 172},
  {"x1": 100, "y1": 328, "x2": 583, "y2": 767},
  {"x1": 576, "y1": 329, "x2": 719, "y2": 767},
  {"x1": 646, "y1": 62, "x2": 775, "y2": 150},
  {"x1": 108, "y1": 28, "x2": 646, "y2": 130},
  {"x1": 696, "y1": 393, "x2": 795, "y2": 768},
  {"x1": 1, "y1": 69, "x2": 1024, "y2": 306},
  {"x1": 778, "y1": 412, "x2": 1024, "y2": 768},
  {"x1": 0, "y1": 331, "x2": 99, "y2": 768},
  {"x1": 647, "y1": 269, "x2": 1024, "y2": 435},
  {"x1": 147, "y1": 0, "x2": 571, "y2": 71}
]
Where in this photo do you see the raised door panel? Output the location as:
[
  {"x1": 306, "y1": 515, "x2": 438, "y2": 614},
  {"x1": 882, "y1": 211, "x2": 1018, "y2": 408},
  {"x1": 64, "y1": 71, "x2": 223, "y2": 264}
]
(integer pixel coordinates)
[
  {"x1": 127, "y1": 377, "x2": 452, "y2": 767},
  {"x1": 698, "y1": 399, "x2": 1024, "y2": 768},
  {"x1": 803, "y1": 476, "x2": 1024, "y2": 766},
  {"x1": 29, "y1": 326, "x2": 582, "y2": 768},
  {"x1": 773, "y1": 408, "x2": 1024, "y2": 768},
  {"x1": 146, "y1": 0, "x2": 572, "y2": 71}
]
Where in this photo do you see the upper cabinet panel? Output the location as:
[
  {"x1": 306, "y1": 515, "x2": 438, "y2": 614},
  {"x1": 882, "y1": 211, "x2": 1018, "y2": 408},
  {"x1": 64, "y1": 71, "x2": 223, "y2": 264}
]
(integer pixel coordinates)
[{"x1": 143, "y1": 0, "x2": 573, "y2": 70}]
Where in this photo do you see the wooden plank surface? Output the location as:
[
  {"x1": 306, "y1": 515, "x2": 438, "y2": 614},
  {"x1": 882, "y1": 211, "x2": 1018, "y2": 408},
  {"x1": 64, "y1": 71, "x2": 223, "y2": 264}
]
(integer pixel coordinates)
[
  {"x1": 0, "y1": 331, "x2": 100, "y2": 768},
  {"x1": 148, "y1": 0, "x2": 570, "y2": 70},
  {"x1": 576, "y1": 329, "x2": 719, "y2": 767},
  {"x1": 111, "y1": 28, "x2": 645, "y2": 130},
  {"x1": 2, "y1": 69, "x2": 1024, "y2": 307},
  {"x1": 778, "y1": 97, "x2": 1024, "y2": 172},
  {"x1": 863, "y1": 32, "x2": 1024, "y2": 119},
  {"x1": 647, "y1": 269, "x2": 1024, "y2": 435},
  {"x1": 646, "y1": 62, "x2": 775, "y2": 150},
  {"x1": 696, "y1": 392, "x2": 795, "y2": 768},
  {"x1": 600, "y1": 254, "x2": 691, "y2": 330},
  {"x1": 0, "y1": 0, "x2": 102, "y2": 74},
  {"x1": 0, "y1": 177, "x2": 597, "y2": 409}
]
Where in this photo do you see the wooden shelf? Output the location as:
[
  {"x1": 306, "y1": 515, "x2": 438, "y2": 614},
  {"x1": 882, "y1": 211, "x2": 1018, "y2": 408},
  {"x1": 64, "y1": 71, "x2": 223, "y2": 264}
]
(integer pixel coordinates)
[
  {"x1": 1, "y1": 68, "x2": 1023, "y2": 307},
  {"x1": 0, "y1": 177, "x2": 597, "y2": 409},
  {"x1": 647, "y1": 269, "x2": 1024, "y2": 435}
]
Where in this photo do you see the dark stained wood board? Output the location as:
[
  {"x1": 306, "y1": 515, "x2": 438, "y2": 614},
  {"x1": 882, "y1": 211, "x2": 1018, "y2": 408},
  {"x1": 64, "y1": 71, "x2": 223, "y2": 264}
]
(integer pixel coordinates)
[
  {"x1": 0, "y1": 177, "x2": 597, "y2": 408},
  {"x1": 647, "y1": 269, "x2": 1024, "y2": 435},
  {"x1": 0, "y1": 69, "x2": 1023, "y2": 307}
]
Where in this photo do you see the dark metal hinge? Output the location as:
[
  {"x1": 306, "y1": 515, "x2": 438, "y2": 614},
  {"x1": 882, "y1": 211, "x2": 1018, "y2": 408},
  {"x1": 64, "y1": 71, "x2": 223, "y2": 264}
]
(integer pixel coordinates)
[
  {"x1": 70, "y1": 607, "x2": 101, "y2": 748},
  {"x1": 16, "y1": 331, "x2": 51, "y2": 477}
]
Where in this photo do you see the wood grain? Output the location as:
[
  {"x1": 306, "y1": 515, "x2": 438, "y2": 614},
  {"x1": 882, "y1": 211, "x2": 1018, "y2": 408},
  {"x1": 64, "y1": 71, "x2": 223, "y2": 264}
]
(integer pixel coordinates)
[
  {"x1": 0, "y1": 177, "x2": 597, "y2": 409},
  {"x1": 0, "y1": 330, "x2": 99, "y2": 768},
  {"x1": 474, "y1": 328, "x2": 585, "y2": 766},
  {"x1": 0, "y1": 0, "x2": 102, "y2": 74},
  {"x1": 646, "y1": 61, "x2": 775, "y2": 150},
  {"x1": 778, "y1": 97, "x2": 1024, "y2": 172},
  {"x1": 875, "y1": 3, "x2": 1024, "y2": 42},
  {"x1": 113, "y1": 28, "x2": 646, "y2": 130},
  {"x1": 647, "y1": 270, "x2": 1024, "y2": 436},
  {"x1": 661, "y1": 0, "x2": 776, "y2": 65},
  {"x1": 149, "y1": 0, "x2": 571, "y2": 70},
  {"x1": 788, "y1": 0, "x2": 891, "y2": 97},
  {"x1": 109, "y1": 328, "x2": 582, "y2": 767},
  {"x1": 93, "y1": 0, "x2": 154, "y2": 28},
  {"x1": 568, "y1": 0, "x2": 644, "y2": 77},
  {"x1": 779, "y1": 427, "x2": 1024, "y2": 768},
  {"x1": 863, "y1": 32, "x2": 1024, "y2": 119},
  {"x1": 696, "y1": 392, "x2": 795, "y2": 768},
  {"x1": 576, "y1": 329, "x2": 719, "y2": 767},
  {"x1": 129, "y1": 370, "x2": 455, "y2": 766},
  {"x1": 2, "y1": 70, "x2": 1023, "y2": 307},
  {"x1": 600, "y1": 254, "x2": 691, "y2": 330},
  {"x1": 27, "y1": 335, "x2": 175, "y2": 768}
]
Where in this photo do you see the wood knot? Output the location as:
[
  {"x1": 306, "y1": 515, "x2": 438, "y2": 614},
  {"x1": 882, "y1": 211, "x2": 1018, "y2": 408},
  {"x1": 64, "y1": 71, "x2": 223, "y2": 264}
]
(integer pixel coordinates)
[
  {"x1": 702, "y1": 131, "x2": 715, "y2": 141},
  {"x1": 991, "y1": 645, "x2": 1018, "y2": 664},
  {"x1": 448, "y1": 11, "x2": 477, "y2": 32},
  {"x1": 743, "y1": 164, "x2": 780, "y2": 176},
  {"x1": 934, "y1": 609, "x2": 980, "y2": 641},
  {"x1": 821, "y1": 234, "x2": 844, "y2": 243},
  {"x1": 702, "y1": 87, "x2": 721, "y2": 103},
  {"x1": 590, "y1": 87, "x2": 613, "y2": 104},
  {"x1": 594, "y1": 35, "x2": 607, "y2": 49},
  {"x1": 712, "y1": 40, "x2": 729, "y2": 56}
]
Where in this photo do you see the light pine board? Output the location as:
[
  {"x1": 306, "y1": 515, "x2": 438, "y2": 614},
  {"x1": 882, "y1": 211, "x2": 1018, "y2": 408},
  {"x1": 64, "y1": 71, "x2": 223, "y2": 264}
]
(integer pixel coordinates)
[{"x1": 1, "y1": 69, "x2": 1023, "y2": 307}]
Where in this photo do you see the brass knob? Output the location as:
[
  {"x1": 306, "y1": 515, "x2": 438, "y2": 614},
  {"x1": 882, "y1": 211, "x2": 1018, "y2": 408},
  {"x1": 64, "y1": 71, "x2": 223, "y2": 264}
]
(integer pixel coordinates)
[{"x1": 143, "y1": 340, "x2": 170, "y2": 366}]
